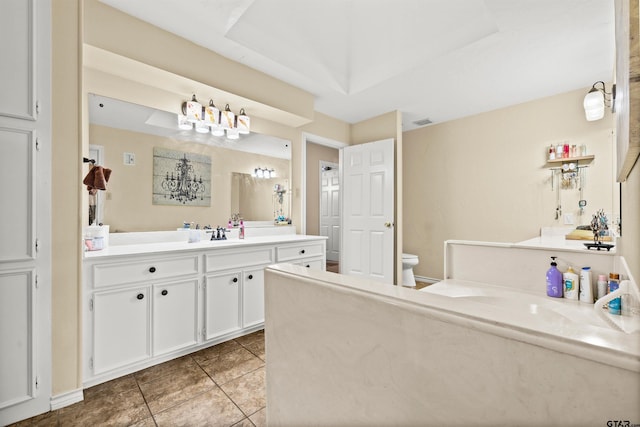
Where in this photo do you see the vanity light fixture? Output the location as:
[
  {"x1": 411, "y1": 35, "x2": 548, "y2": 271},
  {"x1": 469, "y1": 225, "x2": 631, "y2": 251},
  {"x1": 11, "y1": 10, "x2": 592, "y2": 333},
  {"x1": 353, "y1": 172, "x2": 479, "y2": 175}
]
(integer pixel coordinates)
[
  {"x1": 253, "y1": 167, "x2": 275, "y2": 179},
  {"x1": 583, "y1": 81, "x2": 615, "y2": 121},
  {"x1": 179, "y1": 95, "x2": 250, "y2": 139}
]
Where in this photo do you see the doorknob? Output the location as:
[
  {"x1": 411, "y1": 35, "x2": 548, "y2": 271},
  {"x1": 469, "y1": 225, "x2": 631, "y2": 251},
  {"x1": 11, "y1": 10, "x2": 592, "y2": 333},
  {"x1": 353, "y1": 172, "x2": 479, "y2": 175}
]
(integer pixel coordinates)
[{"x1": 384, "y1": 222, "x2": 394, "y2": 228}]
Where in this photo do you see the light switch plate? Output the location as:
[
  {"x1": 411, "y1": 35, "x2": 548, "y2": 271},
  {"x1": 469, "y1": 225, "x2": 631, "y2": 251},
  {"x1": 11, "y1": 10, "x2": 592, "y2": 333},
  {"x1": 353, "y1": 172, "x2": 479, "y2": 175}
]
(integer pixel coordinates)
[
  {"x1": 123, "y1": 152, "x2": 135, "y2": 165},
  {"x1": 563, "y1": 213, "x2": 574, "y2": 225}
]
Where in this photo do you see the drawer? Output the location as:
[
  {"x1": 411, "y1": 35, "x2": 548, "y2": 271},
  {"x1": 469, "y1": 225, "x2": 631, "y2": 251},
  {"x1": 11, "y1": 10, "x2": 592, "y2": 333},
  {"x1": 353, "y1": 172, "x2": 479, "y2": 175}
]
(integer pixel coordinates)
[
  {"x1": 92, "y1": 254, "x2": 200, "y2": 288},
  {"x1": 205, "y1": 246, "x2": 274, "y2": 273},
  {"x1": 276, "y1": 242, "x2": 324, "y2": 262},
  {"x1": 293, "y1": 258, "x2": 324, "y2": 271}
]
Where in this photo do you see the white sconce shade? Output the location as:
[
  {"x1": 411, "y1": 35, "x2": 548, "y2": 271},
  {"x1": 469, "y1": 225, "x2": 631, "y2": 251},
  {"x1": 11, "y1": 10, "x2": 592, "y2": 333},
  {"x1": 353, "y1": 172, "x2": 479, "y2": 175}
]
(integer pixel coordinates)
[
  {"x1": 221, "y1": 104, "x2": 235, "y2": 130},
  {"x1": 256, "y1": 168, "x2": 264, "y2": 178},
  {"x1": 584, "y1": 90, "x2": 605, "y2": 121},
  {"x1": 226, "y1": 128, "x2": 240, "y2": 139},
  {"x1": 269, "y1": 169, "x2": 276, "y2": 178},
  {"x1": 237, "y1": 109, "x2": 250, "y2": 134},
  {"x1": 203, "y1": 101, "x2": 220, "y2": 126},
  {"x1": 195, "y1": 120, "x2": 210, "y2": 133},
  {"x1": 178, "y1": 114, "x2": 192, "y2": 130},
  {"x1": 184, "y1": 95, "x2": 202, "y2": 123},
  {"x1": 211, "y1": 126, "x2": 225, "y2": 137}
]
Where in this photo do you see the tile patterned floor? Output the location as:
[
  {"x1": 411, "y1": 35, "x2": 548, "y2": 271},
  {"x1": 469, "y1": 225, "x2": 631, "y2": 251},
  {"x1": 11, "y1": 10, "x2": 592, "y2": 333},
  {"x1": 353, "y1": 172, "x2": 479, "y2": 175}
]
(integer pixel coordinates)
[{"x1": 12, "y1": 330, "x2": 266, "y2": 427}]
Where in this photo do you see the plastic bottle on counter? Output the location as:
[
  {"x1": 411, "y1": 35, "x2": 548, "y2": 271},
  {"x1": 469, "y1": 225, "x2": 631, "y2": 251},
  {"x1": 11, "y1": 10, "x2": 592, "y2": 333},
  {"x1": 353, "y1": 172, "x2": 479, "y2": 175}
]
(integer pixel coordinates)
[
  {"x1": 579, "y1": 267, "x2": 593, "y2": 303},
  {"x1": 563, "y1": 266, "x2": 579, "y2": 300},
  {"x1": 239, "y1": 219, "x2": 245, "y2": 239},
  {"x1": 546, "y1": 257, "x2": 563, "y2": 298},
  {"x1": 608, "y1": 273, "x2": 621, "y2": 315},
  {"x1": 597, "y1": 274, "x2": 608, "y2": 300}
]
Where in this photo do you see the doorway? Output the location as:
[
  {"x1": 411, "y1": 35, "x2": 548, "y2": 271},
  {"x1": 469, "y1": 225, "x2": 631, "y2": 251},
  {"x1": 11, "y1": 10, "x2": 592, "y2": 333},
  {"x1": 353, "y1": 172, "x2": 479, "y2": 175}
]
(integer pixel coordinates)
[{"x1": 320, "y1": 161, "x2": 340, "y2": 264}]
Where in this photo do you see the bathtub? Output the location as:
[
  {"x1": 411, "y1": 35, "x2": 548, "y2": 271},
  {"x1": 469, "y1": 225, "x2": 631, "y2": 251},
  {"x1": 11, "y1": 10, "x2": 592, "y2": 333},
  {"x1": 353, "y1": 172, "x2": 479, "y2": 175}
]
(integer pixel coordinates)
[
  {"x1": 264, "y1": 264, "x2": 640, "y2": 426},
  {"x1": 421, "y1": 279, "x2": 640, "y2": 371}
]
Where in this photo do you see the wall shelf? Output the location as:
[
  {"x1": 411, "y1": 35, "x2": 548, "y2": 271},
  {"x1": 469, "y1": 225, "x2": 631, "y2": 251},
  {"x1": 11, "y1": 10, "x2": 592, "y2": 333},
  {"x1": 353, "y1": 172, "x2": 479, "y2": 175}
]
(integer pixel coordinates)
[{"x1": 546, "y1": 155, "x2": 594, "y2": 164}]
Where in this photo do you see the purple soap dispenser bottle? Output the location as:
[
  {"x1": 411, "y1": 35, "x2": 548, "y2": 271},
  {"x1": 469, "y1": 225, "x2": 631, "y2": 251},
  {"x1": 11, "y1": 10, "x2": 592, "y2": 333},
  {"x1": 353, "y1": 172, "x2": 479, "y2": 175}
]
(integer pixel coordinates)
[{"x1": 546, "y1": 256, "x2": 563, "y2": 298}]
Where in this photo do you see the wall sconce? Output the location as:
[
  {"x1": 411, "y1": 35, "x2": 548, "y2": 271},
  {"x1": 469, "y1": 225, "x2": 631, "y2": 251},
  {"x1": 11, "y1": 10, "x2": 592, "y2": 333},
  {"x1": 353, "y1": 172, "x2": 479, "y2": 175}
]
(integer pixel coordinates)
[
  {"x1": 583, "y1": 81, "x2": 615, "y2": 121},
  {"x1": 253, "y1": 167, "x2": 275, "y2": 179},
  {"x1": 179, "y1": 95, "x2": 250, "y2": 139}
]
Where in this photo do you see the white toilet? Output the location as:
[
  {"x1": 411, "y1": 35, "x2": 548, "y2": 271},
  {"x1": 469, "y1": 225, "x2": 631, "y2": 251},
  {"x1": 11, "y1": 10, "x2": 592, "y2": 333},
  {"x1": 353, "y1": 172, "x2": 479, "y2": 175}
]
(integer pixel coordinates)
[{"x1": 402, "y1": 253, "x2": 420, "y2": 287}]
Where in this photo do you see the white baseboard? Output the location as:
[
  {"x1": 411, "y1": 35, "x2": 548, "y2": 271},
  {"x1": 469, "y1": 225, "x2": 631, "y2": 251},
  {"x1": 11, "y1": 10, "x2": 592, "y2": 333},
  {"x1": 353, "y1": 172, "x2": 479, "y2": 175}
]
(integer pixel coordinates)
[
  {"x1": 415, "y1": 275, "x2": 440, "y2": 284},
  {"x1": 50, "y1": 388, "x2": 84, "y2": 410}
]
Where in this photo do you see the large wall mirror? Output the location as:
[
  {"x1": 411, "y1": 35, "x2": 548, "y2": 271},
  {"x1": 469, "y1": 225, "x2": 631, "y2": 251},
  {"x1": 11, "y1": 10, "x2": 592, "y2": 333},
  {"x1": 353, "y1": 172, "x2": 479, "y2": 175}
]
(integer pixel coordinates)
[{"x1": 87, "y1": 94, "x2": 291, "y2": 232}]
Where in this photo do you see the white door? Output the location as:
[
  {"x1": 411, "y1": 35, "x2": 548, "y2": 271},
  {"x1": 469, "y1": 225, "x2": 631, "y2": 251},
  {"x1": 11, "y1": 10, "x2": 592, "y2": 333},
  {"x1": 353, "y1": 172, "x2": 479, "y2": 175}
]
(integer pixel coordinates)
[
  {"x1": 320, "y1": 163, "x2": 340, "y2": 262},
  {"x1": 0, "y1": 0, "x2": 52, "y2": 424},
  {"x1": 340, "y1": 139, "x2": 394, "y2": 284}
]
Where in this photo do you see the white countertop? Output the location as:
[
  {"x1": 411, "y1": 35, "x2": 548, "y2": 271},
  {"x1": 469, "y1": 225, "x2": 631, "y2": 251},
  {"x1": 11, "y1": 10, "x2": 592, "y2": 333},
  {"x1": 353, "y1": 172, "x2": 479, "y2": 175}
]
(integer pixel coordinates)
[
  {"x1": 84, "y1": 234, "x2": 327, "y2": 259},
  {"x1": 515, "y1": 236, "x2": 616, "y2": 254}
]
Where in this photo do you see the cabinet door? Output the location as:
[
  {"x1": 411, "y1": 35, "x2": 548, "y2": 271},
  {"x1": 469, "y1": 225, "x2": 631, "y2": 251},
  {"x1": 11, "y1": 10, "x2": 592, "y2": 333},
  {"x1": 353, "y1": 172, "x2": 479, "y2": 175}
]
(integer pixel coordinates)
[
  {"x1": 205, "y1": 272, "x2": 241, "y2": 340},
  {"x1": 153, "y1": 280, "x2": 198, "y2": 356},
  {"x1": 93, "y1": 287, "x2": 150, "y2": 374},
  {"x1": 242, "y1": 267, "x2": 265, "y2": 328}
]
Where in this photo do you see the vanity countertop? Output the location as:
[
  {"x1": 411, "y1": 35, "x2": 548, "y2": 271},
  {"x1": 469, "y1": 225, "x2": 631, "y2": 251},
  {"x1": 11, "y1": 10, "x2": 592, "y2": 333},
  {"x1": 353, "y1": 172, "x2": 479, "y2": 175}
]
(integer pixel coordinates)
[{"x1": 84, "y1": 234, "x2": 327, "y2": 259}]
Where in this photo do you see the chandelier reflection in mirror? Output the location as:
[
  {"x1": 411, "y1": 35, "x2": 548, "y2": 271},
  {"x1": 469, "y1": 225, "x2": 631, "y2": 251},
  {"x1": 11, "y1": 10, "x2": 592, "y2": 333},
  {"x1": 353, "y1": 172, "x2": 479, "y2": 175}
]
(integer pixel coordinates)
[
  {"x1": 179, "y1": 95, "x2": 250, "y2": 140},
  {"x1": 161, "y1": 154, "x2": 206, "y2": 204}
]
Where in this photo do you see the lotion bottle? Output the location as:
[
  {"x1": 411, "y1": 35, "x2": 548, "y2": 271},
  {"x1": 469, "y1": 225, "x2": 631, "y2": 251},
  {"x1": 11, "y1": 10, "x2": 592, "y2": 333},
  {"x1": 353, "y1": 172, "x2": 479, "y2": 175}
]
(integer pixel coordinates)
[
  {"x1": 579, "y1": 267, "x2": 593, "y2": 303},
  {"x1": 564, "y1": 266, "x2": 579, "y2": 300},
  {"x1": 546, "y1": 257, "x2": 563, "y2": 298},
  {"x1": 239, "y1": 219, "x2": 245, "y2": 239}
]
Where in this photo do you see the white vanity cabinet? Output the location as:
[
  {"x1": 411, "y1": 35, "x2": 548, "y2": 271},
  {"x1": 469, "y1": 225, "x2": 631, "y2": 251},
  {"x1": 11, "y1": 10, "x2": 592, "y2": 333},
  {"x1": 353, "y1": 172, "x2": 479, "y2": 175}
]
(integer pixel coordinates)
[
  {"x1": 83, "y1": 236, "x2": 325, "y2": 387},
  {"x1": 85, "y1": 253, "x2": 201, "y2": 377}
]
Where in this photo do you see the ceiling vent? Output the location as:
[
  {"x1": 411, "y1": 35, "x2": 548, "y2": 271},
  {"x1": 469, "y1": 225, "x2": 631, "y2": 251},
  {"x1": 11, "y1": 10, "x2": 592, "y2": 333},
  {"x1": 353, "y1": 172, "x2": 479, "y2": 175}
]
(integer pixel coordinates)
[{"x1": 413, "y1": 118, "x2": 433, "y2": 126}]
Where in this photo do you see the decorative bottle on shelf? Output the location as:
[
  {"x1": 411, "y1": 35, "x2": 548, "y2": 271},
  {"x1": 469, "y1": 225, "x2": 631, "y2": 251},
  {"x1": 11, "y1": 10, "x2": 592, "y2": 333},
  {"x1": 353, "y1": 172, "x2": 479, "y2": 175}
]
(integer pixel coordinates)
[
  {"x1": 239, "y1": 220, "x2": 245, "y2": 239},
  {"x1": 546, "y1": 257, "x2": 563, "y2": 298}
]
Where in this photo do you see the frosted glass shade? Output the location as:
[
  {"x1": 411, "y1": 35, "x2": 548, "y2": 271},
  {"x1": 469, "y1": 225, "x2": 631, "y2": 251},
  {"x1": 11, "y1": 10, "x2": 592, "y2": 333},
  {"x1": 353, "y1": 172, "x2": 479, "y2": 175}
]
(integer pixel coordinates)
[{"x1": 583, "y1": 90, "x2": 604, "y2": 121}]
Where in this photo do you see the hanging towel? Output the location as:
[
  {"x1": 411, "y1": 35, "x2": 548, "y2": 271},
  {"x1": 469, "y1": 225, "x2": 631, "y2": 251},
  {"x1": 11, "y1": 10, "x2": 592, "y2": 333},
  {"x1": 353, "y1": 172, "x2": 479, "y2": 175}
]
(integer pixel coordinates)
[{"x1": 83, "y1": 165, "x2": 112, "y2": 192}]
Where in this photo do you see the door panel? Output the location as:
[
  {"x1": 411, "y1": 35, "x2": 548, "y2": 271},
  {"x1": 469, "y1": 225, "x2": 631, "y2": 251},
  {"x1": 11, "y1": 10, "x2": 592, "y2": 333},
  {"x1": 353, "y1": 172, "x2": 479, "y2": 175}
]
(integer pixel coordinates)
[
  {"x1": 0, "y1": 0, "x2": 35, "y2": 120},
  {"x1": 341, "y1": 139, "x2": 394, "y2": 284},
  {"x1": 0, "y1": 128, "x2": 35, "y2": 262},
  {"x1": 320, "y1": 164, "x2": 340, "y2": 262},
  {"x1": 153, "y1": 280, "x2": 198, "y2": 356},
  {"x1": 93, "y1": 288, "x2": 151, "y2": 374},
  {"x1": 0, "y1": 270, "x2": 35, "y2": 409}
]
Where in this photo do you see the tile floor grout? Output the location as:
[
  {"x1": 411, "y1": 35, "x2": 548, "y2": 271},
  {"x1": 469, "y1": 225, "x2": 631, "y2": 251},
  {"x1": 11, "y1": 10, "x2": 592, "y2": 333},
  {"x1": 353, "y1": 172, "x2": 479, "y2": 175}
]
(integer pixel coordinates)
[{"x1": 11, "y1": 331, "x2": 267, "y2": 427}]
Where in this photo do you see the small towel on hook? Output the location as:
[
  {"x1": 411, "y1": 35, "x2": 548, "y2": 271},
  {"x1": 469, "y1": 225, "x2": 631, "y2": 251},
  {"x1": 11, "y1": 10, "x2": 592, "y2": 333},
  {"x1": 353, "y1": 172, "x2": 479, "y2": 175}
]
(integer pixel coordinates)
[{"x1": 83, "y1": 165, "x2": 112, "y2": 193}]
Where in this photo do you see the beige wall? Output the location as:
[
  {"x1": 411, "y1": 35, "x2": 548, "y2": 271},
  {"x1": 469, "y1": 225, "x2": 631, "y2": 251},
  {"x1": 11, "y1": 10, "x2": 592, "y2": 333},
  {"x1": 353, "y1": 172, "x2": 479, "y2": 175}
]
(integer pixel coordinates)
[
  {"x1": 403, "y1": 88, "x2": 617, "y2": 280},
  {"x1": 51, "y1": 0, "x2": 82, "y2": 395},
  {"x1": 305, "y1": 143, "x2": 339, "y2": 236},
  {"x1": 90, "y1": 125, "x2": 290, "y2": 231}
]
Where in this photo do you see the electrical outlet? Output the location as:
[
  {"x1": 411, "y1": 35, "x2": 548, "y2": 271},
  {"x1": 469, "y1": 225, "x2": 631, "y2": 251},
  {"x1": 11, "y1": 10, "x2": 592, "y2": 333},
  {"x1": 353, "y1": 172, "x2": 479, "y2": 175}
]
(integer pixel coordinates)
[
  {"x1": 123, "y1": 152, "x2": 135, "y2": 165},
  {"x1": 563, "y1": 213, "x2": 574, "y2": 225}
]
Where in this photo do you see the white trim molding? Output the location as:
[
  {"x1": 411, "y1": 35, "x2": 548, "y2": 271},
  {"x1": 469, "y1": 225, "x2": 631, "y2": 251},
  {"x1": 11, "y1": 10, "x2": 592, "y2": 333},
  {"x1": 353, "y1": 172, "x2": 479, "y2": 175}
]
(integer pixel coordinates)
[{"x1": 50, "y1": 388, "x2": 83, "y2": 411}]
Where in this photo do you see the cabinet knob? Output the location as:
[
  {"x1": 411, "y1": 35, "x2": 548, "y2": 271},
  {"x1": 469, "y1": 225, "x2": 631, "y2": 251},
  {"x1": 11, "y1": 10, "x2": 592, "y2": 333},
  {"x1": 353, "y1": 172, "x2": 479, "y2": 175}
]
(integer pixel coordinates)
[
  {"x1": 306, "y1": 264, "x2": 311, "y2": 268},
  {"x1": 161, "y1": 289, "x2": 168, "y2": 296},
  {"x1": 300, "y1": 249, "x2": 306, "y2": 254},
  {"x1": 136, "y1": 293, "x2": 144, "y2": 300},
  {"x1": 149, "y1": 267, "x2": 156, "y2": 273},
  {"x1": 248, "y1": 274, "x2": 253, "y2": 280},
  {"x1": 232, "y1": 277, "x2": 238, "y2": 283}
]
